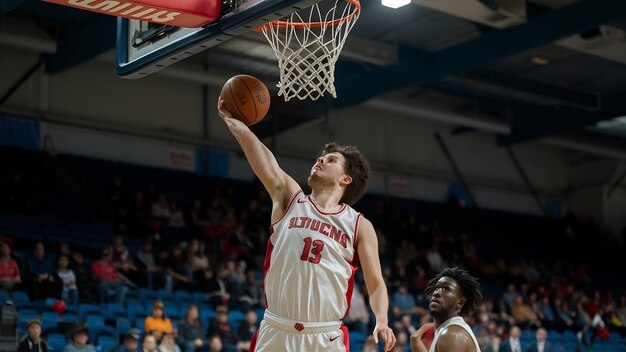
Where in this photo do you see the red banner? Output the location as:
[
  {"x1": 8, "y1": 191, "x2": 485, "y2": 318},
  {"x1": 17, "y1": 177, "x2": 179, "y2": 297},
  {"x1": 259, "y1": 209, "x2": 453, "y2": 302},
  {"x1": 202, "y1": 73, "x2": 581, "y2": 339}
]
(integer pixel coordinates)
[{"x1": 43, "y1": 0, "x2": 221, "y2": 28}]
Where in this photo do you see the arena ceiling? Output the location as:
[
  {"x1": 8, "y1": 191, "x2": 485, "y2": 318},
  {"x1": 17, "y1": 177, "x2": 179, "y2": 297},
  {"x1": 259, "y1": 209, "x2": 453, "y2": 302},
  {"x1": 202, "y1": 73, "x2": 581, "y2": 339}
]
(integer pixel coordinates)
[{"x1": 2, "y1": 0, "x2": 626, "y2": 158}]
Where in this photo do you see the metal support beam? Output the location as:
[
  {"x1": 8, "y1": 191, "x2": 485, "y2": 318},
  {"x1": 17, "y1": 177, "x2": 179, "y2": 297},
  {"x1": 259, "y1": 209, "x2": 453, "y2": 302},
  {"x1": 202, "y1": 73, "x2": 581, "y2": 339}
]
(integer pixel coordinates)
[
  {"x1": 0, "y1": 57, "x2": 45, "y2": 106},
  {"x1": 335, "y1": 0, "x2": 626, "y2": 108},
  {"x1": 434, "y1": 132, "x2": 478, "y2": 208},
  {"x1": 505, "y1": 146, "x2": 549, "y2": 217},
  {"x1": 606, "y1": 162, "x2": 626, "y2": 198},
  {"x1": 500, "y1": 91, "x2": 626, "y2": 145}
]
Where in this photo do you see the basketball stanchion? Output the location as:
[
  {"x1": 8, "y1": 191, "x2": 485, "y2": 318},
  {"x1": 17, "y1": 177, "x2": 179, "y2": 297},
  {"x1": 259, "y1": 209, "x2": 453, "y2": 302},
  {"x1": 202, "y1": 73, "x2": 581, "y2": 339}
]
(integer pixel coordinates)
[{"x1": 257, "y1": 0, "x2": 360, "y2": 101}]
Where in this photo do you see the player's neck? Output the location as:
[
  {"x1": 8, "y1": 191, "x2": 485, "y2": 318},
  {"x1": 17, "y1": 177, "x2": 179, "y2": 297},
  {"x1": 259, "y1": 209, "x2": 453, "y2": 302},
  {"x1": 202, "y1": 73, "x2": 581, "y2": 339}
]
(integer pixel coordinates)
[
  {"x1": 433, "y1": 313, "x2": 459, "y2": 329},
  {"x1": 309, "y1": 188, "x2": 343, "y2": 212}
]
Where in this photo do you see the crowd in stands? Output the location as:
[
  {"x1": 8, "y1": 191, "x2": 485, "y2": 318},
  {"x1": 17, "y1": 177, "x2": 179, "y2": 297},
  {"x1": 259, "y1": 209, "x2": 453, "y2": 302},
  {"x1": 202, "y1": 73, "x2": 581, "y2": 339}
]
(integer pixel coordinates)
[{"x1": 2, "y1": 152, "x2": 626, "y2": 352}]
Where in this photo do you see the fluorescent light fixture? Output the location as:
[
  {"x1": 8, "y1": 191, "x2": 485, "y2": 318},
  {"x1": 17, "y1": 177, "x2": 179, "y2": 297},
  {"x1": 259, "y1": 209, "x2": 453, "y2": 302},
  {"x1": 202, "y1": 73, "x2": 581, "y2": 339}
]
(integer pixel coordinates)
[{"x1": 382, "y1": 0, "x2": 411, "y2": 9}]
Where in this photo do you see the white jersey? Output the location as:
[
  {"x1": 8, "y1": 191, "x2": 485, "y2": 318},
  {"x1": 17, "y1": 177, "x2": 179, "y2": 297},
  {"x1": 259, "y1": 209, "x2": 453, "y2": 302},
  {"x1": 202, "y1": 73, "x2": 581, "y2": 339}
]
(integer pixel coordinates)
[
  {"x1": 264, "y1": 190, "x2": 361, "y2": 323},
  {"x1": 430, "y1": 316, "x2": 481, "y2": 352}
]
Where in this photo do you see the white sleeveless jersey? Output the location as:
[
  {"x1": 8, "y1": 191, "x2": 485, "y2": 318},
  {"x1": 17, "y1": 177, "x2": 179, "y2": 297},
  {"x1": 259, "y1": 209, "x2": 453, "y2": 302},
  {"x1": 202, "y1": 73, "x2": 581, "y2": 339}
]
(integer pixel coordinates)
[
  {"x1": 263, "y1": 190, "x2": 362, "y2": 323},
  {"x1": 429, "y1": 316, "x2": 481, "y2": 352}
]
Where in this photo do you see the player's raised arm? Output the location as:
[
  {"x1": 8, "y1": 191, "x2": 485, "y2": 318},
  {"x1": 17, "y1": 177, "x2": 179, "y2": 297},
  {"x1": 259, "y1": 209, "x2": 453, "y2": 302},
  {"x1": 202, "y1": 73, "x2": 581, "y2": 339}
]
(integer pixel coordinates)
[
  {"x1": 356, "y1": 216, "x2": 397, "y2": 352},
  {"x1": 217, "y1": 98, "x2": 300, "y2": 208}
]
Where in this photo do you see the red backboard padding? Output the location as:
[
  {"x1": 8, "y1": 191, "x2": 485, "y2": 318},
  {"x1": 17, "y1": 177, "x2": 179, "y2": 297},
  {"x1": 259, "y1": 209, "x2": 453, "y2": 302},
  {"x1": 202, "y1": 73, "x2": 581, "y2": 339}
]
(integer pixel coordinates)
[{"x1": 43, "y1": 0, "x2": 221, "y2": 28}]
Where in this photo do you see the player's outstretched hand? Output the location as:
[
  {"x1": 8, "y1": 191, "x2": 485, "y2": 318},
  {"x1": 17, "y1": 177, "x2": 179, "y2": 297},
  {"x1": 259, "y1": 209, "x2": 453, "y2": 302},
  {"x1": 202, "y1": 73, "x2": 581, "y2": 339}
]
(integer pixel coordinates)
[
  {"x1": 217, "y1": 98, "x2": 231, "y2": 119},
  {"x1": 373, "y1": 322, "x2": 396, "y2": 351}
]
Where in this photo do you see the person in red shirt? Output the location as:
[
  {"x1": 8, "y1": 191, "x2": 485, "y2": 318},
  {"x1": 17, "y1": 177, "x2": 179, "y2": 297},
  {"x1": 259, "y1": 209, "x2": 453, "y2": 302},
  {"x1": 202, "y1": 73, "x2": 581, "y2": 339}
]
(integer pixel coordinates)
[
  {"x1": 91, "y1": 248, "x2": 128, "y2": 304},
  {"x1": 0, "y1": 241, "x2": 21, "y2": 291}
]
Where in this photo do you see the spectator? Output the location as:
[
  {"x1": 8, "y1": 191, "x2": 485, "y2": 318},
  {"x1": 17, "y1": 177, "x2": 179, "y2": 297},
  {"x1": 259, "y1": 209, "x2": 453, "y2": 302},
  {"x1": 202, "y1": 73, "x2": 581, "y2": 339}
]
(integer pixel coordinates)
[
  {"x1": 204, "y1": 265, "x2": 230, "y2": 307},
  {"x1": 63, "y1": 323, "x2": 95, "y2": 352},
  {"x1": 0, "y1": 241, "x2": 21, "y2": 291},
  {"x1": 26, "y1": 242, "x2": 61, "y2": 300},
  {"x1": 17, "y1": 320, "x2": 48, "y2": 352},
  {"x1": 236, "y1": 310, "x2": 259, "y2": 352},
  {"x1": 119, "y1": 328, "x2": 141, "y2": 352},
  {"x1": 167, "y1": 201, "x2": 188, "y2": 243},
  {"x1": 158, "y1": 332, "x2": 181, "y2": 352},
  {"x1": 91, "y1": 248, "x2": 129, "y2": 304},
  {"x1": 56, "y1": 254, "x2": 79, "y2": 307},
  {"x1": 186, "y1": 239, "x2": 211, "y2": 288},
  {"x1": 345, "y1": 284, "x2": 370, "y2": 335},
  {"x1": 535, "y1": 296, "x2": 555, "y2": 329},
  {"x1": 136, "y1": 240, "x2": 168, "y2": 291},
  {"x1": 392, "y1": 283, "x2": 417, "y2": 315},
  {"x1": 4, "y1": 172, "x2": 32, "y2": 213},
  {"x1": 511, "y1": 295, "x2": 539, "y2": 328},
  {"x1": 425, "y1": 244, "x2": 444, "y2": 273},
  {"x1": 145, "y1": 300, "x2": 174, "y2": 343},
  {"x1": 528, "y1": 327, "x2": 552, "y2": 352},
  {"x1": 151, "y1": 193, "x2": 172, "y2": 220},
  {"x1": 225, "y1": 260, "x2": 247, "y2": 307},
  {"x1": 499, "y1": 325, "x2": 525, "y2": 352},
  {"x1": 177, "y1": 305, "x2": 207, "y2": 352},
  {"x1": 207, "y1": 335, "x2": 223, "y2": 352},
  {"x1": 110, "y1": 234, "x2": 140, "y2": 286},
  {"x1": 164, "y1": 245, "x2": 192, "y2": 292},
  {"x1": 70, "y1": 252, "x2": 93, "y2": 301},
  {"x1": 190, "y1": 199, "x2": 211, "y2": 239},
  {"x1": 143, "y1": 335, "x2": 159, "y2": 352},
  {"x1": 226, "y1": 224, "x2": 253, "y2": 255},
  {"x1": 361, "y1": 335, "x2": 378, "y2": 352},
  {"x1": 207, "y1": 306, "x2": 237, "y2": 352},
  {"x1": 395, "y1": 314, "x2": 417, "y2": 337},
  {"x1": 502, "y1": 283, "x2": 519, "y2": 309},
  {"x1": 238, "y1": 270, "x2": 263, "y2": 311}
]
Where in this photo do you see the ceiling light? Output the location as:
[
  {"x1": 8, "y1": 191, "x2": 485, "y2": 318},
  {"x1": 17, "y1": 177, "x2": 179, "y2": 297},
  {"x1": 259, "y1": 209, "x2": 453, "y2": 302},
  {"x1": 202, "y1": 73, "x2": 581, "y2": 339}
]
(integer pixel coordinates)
[{"x1": 382, "y1": 0, "x2": 411, "y2": 9}]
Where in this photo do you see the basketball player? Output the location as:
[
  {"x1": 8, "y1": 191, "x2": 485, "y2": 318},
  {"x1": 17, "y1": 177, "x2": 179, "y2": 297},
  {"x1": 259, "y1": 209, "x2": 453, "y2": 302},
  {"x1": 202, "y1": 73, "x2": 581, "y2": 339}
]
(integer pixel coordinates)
[
  {"x1": 217, "y1": 99, "x2": 396, "y2": 352},
  {"x1": 410, "y1": 267, "x2": 482, "y2": 352}
]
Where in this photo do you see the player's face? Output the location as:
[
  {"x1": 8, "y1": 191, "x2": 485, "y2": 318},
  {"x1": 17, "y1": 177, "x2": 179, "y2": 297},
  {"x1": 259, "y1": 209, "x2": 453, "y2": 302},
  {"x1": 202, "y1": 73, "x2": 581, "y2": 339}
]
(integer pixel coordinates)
[
  {"x1": 308, "y1": 152, "x2": 350, "y2": 187},
  {"x1": 429, "y1": 276, "x2": 464, "y2": 318}
]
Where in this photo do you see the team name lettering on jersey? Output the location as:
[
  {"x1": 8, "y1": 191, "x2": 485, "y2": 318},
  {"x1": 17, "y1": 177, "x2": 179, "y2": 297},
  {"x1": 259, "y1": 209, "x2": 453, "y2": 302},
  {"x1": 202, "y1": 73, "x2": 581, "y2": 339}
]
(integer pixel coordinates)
[{"x1": 287, "y1": 216, "x2": 349, "y2": 248}]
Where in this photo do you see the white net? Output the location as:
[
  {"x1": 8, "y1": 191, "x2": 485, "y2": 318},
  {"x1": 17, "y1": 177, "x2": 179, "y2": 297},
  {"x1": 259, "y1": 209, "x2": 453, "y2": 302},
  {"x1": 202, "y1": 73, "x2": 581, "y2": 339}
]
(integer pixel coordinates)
[{"x1": 260, "y1": 0, "x2": 360, "y2": 101}]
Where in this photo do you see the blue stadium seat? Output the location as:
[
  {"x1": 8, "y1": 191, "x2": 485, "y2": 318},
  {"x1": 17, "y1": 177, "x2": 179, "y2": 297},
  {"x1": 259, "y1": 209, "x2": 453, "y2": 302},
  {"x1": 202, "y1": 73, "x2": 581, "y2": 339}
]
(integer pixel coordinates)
[
  {"x1": 97, "y1": 334, "x2": 117, "y2": 352},
  {"x1": 116, "y1": 317, "x2": 131, "y2": 337},
  {"x1": 11, "y1": 291, "x2": 30, "y2": 305},
  {"x1": 164, "y1": 305, "x2": 181, "y2": 320},
  {"x1": 135, "y1": 317, "x2": 146, "y2": 333},
  {"x1": 105, "y1": 303, "x2": 126, "y2": 320},
  {"x1": 0, "y1": 290, "x2": 9, "y2": 303},
  {"x1": 228, "y1": 310, "x2": 246, "y2": 326},
  {"x1": 156, "y1": 288, "x2": 174, "y2": 301},
  {"x1": 193, "y1": 292, "x2": 208, "y2": 305},
  {"x1": 40, "y1": 311, "x2": 60, "y2": 331},
  {"x1": 126, "y1": 302, "x2": 145, "y2": 320},
  {"x1": 18, "y1": 309, "x2": 37, "y2": 321},
  {"x1": 47, "y1": 333, "x2": 67, "y2": 351},
  {"x1": 79, "y1": 304, "x2": 102, "y2": 319},
  {"x1": 138, "y1": 288, "x2": 157, "y2": 301},
  {"x1": 63, "y1": 312, "x2": 79, "y2": 324},
  {"x1": 174, "y1": 290, "x2": 193, "y2": 303}
]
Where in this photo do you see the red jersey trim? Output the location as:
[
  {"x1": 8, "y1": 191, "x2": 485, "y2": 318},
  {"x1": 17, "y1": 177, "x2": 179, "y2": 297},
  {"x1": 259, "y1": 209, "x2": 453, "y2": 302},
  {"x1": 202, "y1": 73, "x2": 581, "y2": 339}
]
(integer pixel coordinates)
[
  {"x1": 306, "y1": 195, "x2": 347, "y2": 215},
  {"x1": 353, "y1": 213, "x2": 363, "y2": 252},
  {"x1": 270, "y1": 189, "x2": 302, "y2": 228}
]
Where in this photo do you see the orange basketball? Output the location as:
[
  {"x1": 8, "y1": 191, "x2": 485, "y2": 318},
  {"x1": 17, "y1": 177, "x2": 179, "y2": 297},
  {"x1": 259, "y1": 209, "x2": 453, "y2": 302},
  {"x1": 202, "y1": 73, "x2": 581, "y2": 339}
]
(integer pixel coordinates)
[{"x1": 220, "y1": 74, "x2": 270, "y2": 126}]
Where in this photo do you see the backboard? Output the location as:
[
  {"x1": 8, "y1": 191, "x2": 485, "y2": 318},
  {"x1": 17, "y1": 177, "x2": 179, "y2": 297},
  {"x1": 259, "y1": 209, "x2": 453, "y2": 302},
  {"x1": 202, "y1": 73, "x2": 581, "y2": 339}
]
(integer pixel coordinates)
[{"x1": 116, "y1": 0, "x2": 322, "y2": 79}]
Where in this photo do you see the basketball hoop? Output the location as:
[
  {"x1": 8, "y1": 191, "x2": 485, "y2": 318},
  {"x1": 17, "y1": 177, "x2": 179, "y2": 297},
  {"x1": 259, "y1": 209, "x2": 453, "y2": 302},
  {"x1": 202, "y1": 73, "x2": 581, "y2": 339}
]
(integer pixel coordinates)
[{"x1": 257, "y1": 0, "x2": 361, "y2": 101}]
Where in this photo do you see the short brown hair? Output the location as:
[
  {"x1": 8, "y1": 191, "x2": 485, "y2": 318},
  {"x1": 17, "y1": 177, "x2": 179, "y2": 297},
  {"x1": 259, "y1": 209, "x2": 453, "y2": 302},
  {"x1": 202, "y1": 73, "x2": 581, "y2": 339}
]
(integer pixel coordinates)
[{"x1": 319, "y1": 143, "x2": 370, "y2": 206}]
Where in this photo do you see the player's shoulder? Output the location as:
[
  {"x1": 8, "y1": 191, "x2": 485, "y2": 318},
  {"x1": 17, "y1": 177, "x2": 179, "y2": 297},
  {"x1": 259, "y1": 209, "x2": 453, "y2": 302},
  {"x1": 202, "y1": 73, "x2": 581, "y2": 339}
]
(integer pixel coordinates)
[{"x1": 438, "y1": 324, "x2": 474, "y2": 348}]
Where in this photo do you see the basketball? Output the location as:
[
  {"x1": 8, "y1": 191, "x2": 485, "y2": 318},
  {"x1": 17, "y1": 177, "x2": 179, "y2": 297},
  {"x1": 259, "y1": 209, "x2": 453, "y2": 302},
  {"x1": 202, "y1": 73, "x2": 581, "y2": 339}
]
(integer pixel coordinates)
[{"x1": 220, "y1": 74, "x2": 270, "y2": 126}]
